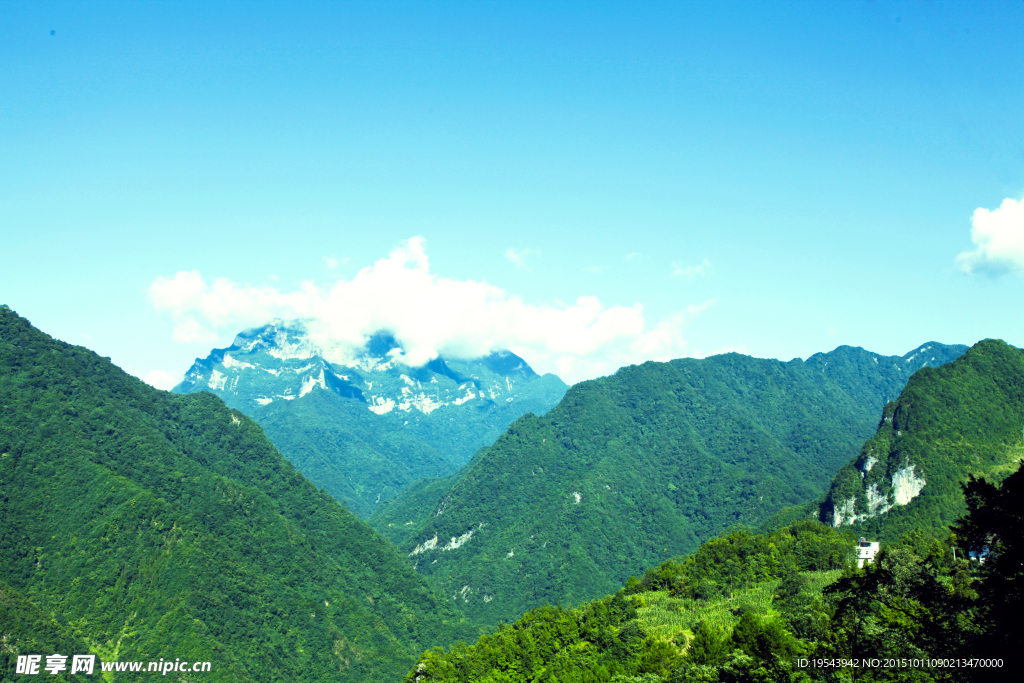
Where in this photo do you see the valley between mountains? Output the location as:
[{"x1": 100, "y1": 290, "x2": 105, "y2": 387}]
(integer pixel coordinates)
[{"x1": 3, "y1": 304, "x2": 1021, "y2": 682}]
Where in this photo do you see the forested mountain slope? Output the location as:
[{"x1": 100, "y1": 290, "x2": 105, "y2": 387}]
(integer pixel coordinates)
[
  {"x1": 383, "y1": 344, "x2": 964, "y2": 624},
  {"x1": 174, "y1": 321, "x2": 567, "y2": 516},
  {"x1": 408, "y1": 485, "x2": 1023, "y2": 683},
  {"x1": 405, "y1": 521, "x2": 859, "y2": 683},
  {"x1": 0, "y1": 306, "x2": 468, "y2": 683},
  {"x1": 0, "y1": 579, "x2": 92, "y2": 682},
  {"x1": 822, "y1": 338, "x2": 1024, "y2": 541},
  {"x1": 804, "y1": 341, "x2": 966, "y2": 408}
]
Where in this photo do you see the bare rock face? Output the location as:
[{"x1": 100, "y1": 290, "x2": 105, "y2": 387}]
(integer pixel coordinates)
[{"x1": 823, "y1": 339, "x2": 1024, "y2": 541}]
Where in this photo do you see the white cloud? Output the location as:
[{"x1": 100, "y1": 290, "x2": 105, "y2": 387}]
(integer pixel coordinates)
[
  {"x1": 957, "y1": 197, "x2": 1024, "y2": 275},
  {"x1": 148, "y1": 237, "x2": 713, "y2": 384},
  {"x1": 625, "y1": 252, "x2": 642, "y2": 261},
  {"x1": 671, "y1": 258, "x2": 712, "y2": 279},
  {"x1": 505, "y1": 248, "x2": 533, "y2": 269},
  {"x1": 583, "y1": 265, "x2": 605, "y2": 274},
  {"x1": 324, "y1": 256, "x2": 339, "y2": 269},
  {"x1": 144, "y1": 370, "x2": 178, "y2": 391}
]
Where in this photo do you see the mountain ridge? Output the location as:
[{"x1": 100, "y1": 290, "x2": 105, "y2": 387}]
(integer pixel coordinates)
[
  {"x1": 820, "y1": 338, "x2": 1024, "y2": 540},
  {"x1": 173, "y1": 319, "x2": 568, "y2": 516},
  {"x1": 379, "y1": 341, "x2": 966, "y2": 624},
  {"x1": 0, "y1": 305, "x2": 469, "y2": 682}
]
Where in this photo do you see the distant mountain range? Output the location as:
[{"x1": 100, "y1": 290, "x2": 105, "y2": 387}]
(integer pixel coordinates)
[
  {"x1": 173, "y1": 320, "x2": 568, "y2": 516},
  {"x1": 821, "y1": 338, "x2": 1024, "y2": 541},
  {"x1": 373, "y1": 341, "x2": 968, "y2": 623},
  {"x1": 0, "y1": 306, "x2": 471, "y2": 682}
]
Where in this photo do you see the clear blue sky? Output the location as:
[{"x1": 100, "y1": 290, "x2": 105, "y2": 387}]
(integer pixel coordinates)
[{"x1": 3, "y1": 1, "x2": 1024, "y2": 386}]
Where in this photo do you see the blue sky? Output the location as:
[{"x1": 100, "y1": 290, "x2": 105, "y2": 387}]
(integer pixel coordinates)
[{"x1": 3, "y1": 1, "x2": 1024, "y2": 386}]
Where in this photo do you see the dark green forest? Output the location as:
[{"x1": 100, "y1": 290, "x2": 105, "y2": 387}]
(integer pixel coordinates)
[
  {"x1": 407, "y1": 472, "x2": 1023, "y2": 682},
  {"x1": 0, "y1": 306, "x2": 473, "y2": 682},
  {"x1": 822, "y1": 339, "x2": 1024, "y2": 541},
  {"x1": 0, "y1": 579, "x2": 90, "y2": 682},
  {"x1": 402, "y1": 340, "x2": 1024, "y2": 682},
  {"x1": 251, "y1": 388, "x2": 460, "y2": 517},
  {"x1": 384, "y1": 346, "x2": 964, "y2": 625},
  {"x1": 247, "y1": 371, "x2": 569, "y2": 519}
]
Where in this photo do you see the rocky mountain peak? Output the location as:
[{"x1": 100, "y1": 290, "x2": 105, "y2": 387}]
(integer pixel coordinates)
[{"x1": 174, "y1": 319, "x2": 557, "y2": 418}]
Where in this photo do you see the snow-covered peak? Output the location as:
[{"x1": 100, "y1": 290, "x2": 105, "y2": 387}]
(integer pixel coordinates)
[{"x1": 174, "y1": 319, "x2": 559, "y2": 419}]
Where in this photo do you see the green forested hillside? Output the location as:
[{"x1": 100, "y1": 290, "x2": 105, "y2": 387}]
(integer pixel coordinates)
[
  {"x1": 370, "y1": 473, "x2": 463, "y2": 546},
  {"x1": 407, "y1": 477, "x2": 1024, "y2": 683},
  {"x1": 385, "y1": 346, "x2": 963, "y2": 625},
  {"x1": 0, "y1": 579, "x2": 90, "y2": 682},
  {"x1": 249, "y1": 371, "x2": 569, "y2": 518},
  {"x1": 822, "y1": 339, "x2": 1024, "y2": 541},
  {"x1": 404, "y1": 521, "x2": 859, "y2": 683},
  {"x1": 0, "y1": 306, "x2": 469, "y2": 682},
  {"x1": 247, "y1": 368, "x2": 569, "y2": 518},
  {"x1": 250, "y1": 388, "x2": 458, "y2": 516},
  {"x1": 804, "y1": 342, "x2": 966, "y2": 409}
]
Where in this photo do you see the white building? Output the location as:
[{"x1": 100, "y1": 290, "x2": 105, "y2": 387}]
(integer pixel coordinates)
[{"x1": 857, "y1": 537, "x2": 880, "y2": 567}]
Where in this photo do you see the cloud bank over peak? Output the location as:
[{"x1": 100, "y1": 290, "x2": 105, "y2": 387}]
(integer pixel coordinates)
[
  {"x1": 957, "y1": 197, "x2": 1024, "y2": 275},
  {"x1": 148, "y1": 237, "x2": 712, "y2": 384}
]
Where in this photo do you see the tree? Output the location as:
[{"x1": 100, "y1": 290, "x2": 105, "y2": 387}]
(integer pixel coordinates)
[
  {"x1": 686, "y1": 622, "x2": 730, "y2": 667},
  {"x1": 952, "y1": 464, "x2": 1024, "y2": 680}
]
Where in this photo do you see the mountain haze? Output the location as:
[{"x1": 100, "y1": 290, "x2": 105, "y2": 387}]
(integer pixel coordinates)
[{"x1": 174, "y1": 320, "x2": 567, "y2": 516}]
